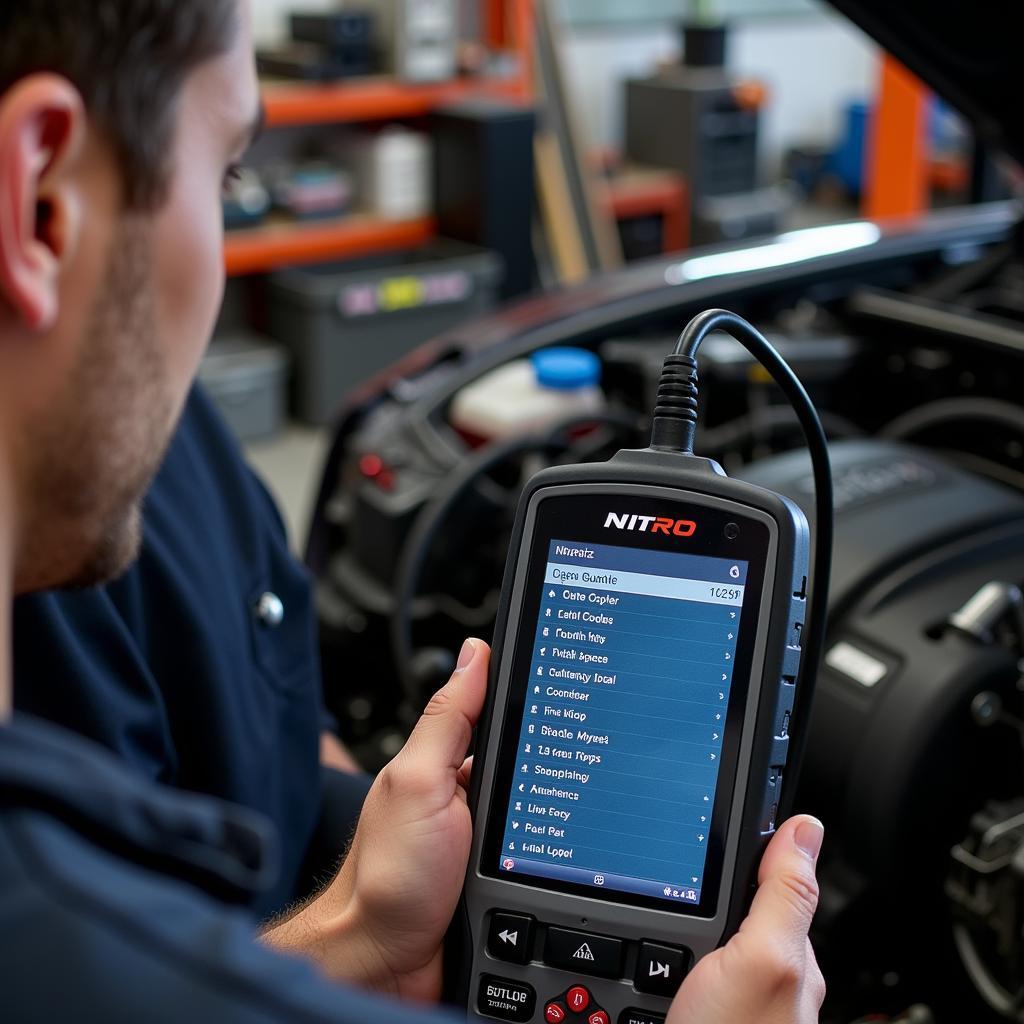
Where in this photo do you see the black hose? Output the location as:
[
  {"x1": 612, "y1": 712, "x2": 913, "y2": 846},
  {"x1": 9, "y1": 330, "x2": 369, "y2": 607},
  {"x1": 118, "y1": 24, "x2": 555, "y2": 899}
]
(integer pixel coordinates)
[
  {"x1": 671, "y1": 309, "x2": 834, "y2": 821},
  {"x1": 697, "y1": 405, "x2": 864, "y2": 455},
  {"x1": 391, "y1": 412, "x2": 642, "y2": 705},
  {"x1": 881, "y1": 397, "x2": 1024, "y2": 443}
]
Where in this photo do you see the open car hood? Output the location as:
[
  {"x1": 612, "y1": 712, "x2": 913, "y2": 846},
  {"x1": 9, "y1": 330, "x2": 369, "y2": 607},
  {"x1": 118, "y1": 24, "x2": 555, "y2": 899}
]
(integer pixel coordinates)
[{"x1": 826, "y1": 0, "x2": 1024, "y2": 167}]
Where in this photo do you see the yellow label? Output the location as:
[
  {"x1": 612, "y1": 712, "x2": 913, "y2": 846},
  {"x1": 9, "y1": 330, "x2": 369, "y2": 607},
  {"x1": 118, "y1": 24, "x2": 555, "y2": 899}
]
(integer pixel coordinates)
[{"x1": 378, "y1": 276, "x2": 425, "y2": 312}]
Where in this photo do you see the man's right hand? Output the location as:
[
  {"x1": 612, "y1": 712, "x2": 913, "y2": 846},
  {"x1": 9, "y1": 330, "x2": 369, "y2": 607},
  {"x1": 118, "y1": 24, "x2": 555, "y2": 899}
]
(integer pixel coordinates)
[
  {"x1": 667, "y1": 815, "x2": 826, "y2": 1024},
  {"x1": 262, "y1": 639, "x2": 490, "y2": 1001}
]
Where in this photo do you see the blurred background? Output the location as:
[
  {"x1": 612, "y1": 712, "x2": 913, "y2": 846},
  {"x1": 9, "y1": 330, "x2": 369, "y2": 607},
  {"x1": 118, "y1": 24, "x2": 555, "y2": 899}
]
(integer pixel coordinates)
[
  {"x1": 207, "y1": 5, "x2": 1024, "y2": 1023},
  {"x1": 224, "y1": 1, "x2": 995, "y2": 540}
]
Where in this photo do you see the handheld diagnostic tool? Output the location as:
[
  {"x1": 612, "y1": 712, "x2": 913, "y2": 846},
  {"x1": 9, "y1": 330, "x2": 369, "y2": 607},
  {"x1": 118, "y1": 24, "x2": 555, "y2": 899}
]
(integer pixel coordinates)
[{"x1": 448, "y1": 311, "x2": 833, "y2": 1024}]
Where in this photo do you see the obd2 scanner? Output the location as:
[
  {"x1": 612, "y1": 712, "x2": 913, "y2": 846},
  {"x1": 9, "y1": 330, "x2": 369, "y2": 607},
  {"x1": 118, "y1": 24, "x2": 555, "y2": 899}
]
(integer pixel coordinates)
[{"x1": 447, "y1": 311, "x2": 833, "y2": 1024}]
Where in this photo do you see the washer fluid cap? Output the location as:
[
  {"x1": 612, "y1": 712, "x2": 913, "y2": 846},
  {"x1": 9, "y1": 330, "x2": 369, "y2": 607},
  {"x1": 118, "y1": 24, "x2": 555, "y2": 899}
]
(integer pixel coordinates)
[{"x1": 531, "y1": 347, "x2": 601, "y2": 391}]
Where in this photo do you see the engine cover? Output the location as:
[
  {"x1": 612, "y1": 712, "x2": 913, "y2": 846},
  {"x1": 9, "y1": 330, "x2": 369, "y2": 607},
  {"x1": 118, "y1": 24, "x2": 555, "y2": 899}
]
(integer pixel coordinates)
[{"x1": 741, "y1": 441, "x2": 1024, "y2": 1017}]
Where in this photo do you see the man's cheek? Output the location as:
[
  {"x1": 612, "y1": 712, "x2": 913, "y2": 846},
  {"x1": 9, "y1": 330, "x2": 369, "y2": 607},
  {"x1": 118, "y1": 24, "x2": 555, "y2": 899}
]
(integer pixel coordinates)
[{"x1": 152, "y1": 179, "x2": 226, "y2": 388}]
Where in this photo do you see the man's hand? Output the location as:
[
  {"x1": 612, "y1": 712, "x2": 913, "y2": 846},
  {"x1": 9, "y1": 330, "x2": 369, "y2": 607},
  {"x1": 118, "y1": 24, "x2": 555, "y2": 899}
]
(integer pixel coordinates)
[
  {"x1": 264, "y1": 638, "x2": 488, "y2": 1002},
  {"x1": 667, "y1": 815, "x2": 826, "y2": 1024}
]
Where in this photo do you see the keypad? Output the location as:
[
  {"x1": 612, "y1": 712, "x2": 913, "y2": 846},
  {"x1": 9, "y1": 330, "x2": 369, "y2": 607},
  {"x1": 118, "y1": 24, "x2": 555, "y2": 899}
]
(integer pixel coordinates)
[
  {"x1": 543, "y1": 985, "x2": 606, "y2": 1024},
  {"x1": 478, "y1": 912, "x2": 693, "y2": 1022}
]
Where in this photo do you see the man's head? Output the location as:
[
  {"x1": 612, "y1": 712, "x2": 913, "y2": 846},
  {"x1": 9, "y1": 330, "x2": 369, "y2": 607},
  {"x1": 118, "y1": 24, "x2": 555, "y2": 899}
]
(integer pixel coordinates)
[{"x1": 0, "y1": 0, "x2": 259, "y2": 593}]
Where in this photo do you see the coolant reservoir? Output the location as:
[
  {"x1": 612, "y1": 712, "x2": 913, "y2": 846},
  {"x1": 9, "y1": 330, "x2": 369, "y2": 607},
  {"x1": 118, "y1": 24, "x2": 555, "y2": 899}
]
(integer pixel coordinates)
[{"x1": 450, "y1": 347, "x2": 605, "y2": 444}]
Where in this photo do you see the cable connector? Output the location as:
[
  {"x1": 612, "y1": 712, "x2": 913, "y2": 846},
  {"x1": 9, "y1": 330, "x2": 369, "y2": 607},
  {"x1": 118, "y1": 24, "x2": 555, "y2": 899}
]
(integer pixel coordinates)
[{"x1": 650, "y1": 353, "x2": 699, "y2": 454}]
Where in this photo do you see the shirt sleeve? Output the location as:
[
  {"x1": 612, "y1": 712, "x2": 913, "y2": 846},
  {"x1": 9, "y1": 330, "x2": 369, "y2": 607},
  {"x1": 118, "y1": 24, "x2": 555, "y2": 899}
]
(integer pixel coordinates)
[{"x1": 0, "y1": 810, "x2": 462, "y2": 1024}]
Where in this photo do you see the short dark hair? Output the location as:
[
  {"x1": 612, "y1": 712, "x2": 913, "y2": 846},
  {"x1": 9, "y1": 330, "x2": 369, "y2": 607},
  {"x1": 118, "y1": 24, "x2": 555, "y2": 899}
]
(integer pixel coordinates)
[{"x1": 0, "y1": 1, "x2": 238, "y2": 208}]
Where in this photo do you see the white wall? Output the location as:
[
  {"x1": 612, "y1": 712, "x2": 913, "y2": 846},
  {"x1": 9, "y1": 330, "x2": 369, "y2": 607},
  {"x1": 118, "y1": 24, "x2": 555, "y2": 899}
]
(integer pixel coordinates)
[
  {"x1": 731, "y1": 11, "x2": 877, "y2": 168},
  {"x1": 251, "y1": 1, "x2": 879, "y2": 172},
  {"x1": 561, "y1": 9, "x2": 878, "y2": 173}
]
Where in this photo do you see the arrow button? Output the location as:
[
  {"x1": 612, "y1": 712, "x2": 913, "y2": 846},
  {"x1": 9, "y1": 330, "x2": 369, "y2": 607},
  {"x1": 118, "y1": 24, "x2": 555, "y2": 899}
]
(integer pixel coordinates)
[
  {"x1": 487, "y1": 912, "x2": 535, "y2": 965},
  {"x1": 635, "y1": 942, "x2": 691, "y2": 997},
  {"x1": 617, "y1": 1011, "x2": 666, "y2": 1024}
]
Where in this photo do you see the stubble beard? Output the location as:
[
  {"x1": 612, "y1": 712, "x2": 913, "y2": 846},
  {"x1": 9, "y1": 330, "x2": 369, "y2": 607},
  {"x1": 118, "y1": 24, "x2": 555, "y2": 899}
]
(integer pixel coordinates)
[{"x1": 15, "y1": 217, "x2": 175, "y2": 594}]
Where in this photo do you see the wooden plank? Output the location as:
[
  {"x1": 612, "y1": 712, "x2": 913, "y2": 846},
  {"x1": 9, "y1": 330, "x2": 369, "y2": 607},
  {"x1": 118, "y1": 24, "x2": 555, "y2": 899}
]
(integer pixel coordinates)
[
  {"x1": 533, "y1": 0, "x2": 622, "y2": 281},
  {"x1": 535, "y1": 133, "x2": 589, "y2": 283}
]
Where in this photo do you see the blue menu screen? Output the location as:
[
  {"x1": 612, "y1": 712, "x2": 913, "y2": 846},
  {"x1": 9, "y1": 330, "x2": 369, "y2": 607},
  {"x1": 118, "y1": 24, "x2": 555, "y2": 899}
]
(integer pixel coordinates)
[{"x1": 496, "y1": 539, "x2": 748, "y2": 907}]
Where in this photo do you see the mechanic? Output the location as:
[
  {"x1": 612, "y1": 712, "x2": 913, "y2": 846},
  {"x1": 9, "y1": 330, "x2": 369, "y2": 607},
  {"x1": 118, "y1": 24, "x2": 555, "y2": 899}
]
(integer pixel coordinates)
[
  {"x1": 0, "y1": 2, "x2": 826, "y2": 1021},
  {"x1": 12, "y1": 381, "x2": 371, "y2": 919}
]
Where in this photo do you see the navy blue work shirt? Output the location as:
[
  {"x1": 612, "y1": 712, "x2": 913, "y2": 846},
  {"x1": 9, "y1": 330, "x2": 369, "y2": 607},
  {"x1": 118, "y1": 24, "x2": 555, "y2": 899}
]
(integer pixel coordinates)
[
  {"x1": 0, "y1": 712, "x2": 458, "y2": 1023},
  {"x1": 12, "y1": 385, "x2": 335, "y2": 916}
]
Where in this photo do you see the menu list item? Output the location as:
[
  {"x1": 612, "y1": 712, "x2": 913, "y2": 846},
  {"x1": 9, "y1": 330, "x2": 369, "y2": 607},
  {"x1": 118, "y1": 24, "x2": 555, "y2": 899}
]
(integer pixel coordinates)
[{"x1": 498, "y1": 539, "x2": 748, "y2": 906}]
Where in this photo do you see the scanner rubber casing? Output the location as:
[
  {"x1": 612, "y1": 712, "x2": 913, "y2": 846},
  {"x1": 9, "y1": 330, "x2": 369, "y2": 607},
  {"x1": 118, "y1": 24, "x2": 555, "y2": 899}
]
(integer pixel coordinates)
[{"x1": 446, "y1": 449, "x2": 810, "y2": 1021}]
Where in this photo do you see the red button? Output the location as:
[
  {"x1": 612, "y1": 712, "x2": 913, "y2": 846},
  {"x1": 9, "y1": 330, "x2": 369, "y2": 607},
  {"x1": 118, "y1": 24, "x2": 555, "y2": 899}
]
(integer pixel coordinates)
[
  {"x1": 567, "y1": 987, "x2": 590, "y2": 1013},
  {"x1": 588, "y1": 1012, "x2": 609, "y2": 1024},
  {"x1": 545, "y1": 1002, "x2": 567, "y2": 1023},
  {"x1": 358, "y1": 454, "x2": 385, "y2": 479}
]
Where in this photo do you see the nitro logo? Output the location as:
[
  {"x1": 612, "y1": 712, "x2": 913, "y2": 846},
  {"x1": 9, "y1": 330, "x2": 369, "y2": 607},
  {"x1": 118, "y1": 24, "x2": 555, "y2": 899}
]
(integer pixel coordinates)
[{"x1": 604, "y1": 512, "x2": 697, "y2": 537}]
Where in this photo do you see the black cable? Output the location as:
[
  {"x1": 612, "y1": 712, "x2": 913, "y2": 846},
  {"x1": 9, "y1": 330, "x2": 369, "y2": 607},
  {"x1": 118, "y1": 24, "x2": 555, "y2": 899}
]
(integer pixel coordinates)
[
  {"x1": 953, "y1": 921, "x2": 1024, "y2": 1021},
  {"x1": 881, "y1": 396, "x2": 1024, "y2": 444},
  {"x1": 665, "y1": 309, "x2": 834, "y2": 820},
  {"x1": 395, "y1": 312, "x2": 832, "y2": 828},
  {"x1": 697, "y1": 405, "x2": 864, "y2": 456},
  {"x1": 938, "y1": 449, "x2": 1024, "y2": 494}
]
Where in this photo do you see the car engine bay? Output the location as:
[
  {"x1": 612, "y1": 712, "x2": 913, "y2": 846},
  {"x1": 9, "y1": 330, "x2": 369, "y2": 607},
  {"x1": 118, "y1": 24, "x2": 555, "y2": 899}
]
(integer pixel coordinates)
[{"x1": 308, "y1": 203, "x2": 1024, "y2": 1021}]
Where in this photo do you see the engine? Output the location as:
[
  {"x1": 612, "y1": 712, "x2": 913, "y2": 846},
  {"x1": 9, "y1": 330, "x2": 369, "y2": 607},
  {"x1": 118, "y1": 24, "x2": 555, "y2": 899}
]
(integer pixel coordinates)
[{"x1": 309, "y1": 213, "x2": 1024, "y2": 1021}]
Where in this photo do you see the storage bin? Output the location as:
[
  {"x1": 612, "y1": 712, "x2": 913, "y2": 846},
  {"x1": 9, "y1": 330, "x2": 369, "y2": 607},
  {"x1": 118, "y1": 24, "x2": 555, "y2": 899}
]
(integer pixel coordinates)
[
  {"x1": 199, "y1": 334, "x2": 290, "y2": 442},
  {"x1": 267, "y1": 239, "x2": 502, "y2": 424}
]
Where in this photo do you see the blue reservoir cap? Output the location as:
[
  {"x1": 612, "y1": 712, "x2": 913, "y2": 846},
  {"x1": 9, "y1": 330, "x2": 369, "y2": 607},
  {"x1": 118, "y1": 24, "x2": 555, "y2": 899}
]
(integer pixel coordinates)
[{"x1": 531, "y1": 347, "x2": 601, "y2": 391}]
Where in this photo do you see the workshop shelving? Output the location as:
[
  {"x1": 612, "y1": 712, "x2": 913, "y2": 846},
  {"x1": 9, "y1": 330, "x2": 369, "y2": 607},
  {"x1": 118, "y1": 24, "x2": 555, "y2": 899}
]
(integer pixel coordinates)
[{"x1": 224, "y1": 0, "x2": 534, "y2": 277}]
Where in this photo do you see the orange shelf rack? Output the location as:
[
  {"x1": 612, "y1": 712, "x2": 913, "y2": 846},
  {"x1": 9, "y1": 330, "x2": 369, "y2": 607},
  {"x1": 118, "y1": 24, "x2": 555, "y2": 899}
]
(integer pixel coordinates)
[
  {"x1": 225, "y1": 0, "x2": 533, "y2": 276},
  {"x1": 224, "y1": 214, "x2": 437, "y2": 277},
  {"x1": 603, "y1": 170, "x2": 689, "y2": 253},
  {"x1": 226, "y1": 77, "x2": 515, "y2": 275},
  {"x1": 260, "y1": 75, "x2": 525, "y2": 128}
]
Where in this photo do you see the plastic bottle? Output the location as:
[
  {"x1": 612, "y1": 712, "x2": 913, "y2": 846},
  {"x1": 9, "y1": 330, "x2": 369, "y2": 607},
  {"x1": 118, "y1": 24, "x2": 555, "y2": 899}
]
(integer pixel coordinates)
[
  {"x1": 361, "y1": 126, "x2": 433, "y2": 220},
  {"x1": 450, "y1": 347, "x2": 605, "y2": 445}
]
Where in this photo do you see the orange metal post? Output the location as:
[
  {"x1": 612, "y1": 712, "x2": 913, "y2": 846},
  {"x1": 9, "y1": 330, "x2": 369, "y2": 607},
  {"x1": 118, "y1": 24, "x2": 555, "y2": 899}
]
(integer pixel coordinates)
[
  {"x1": 486, "y1": 0, "x2": 506, "y2": 47},
  {"x1": 501, "y1": 0, "x2": 533, "y2": 99},
  {"x1": 864, "y1": 55, "x2": 929, "y2": 219},
  {"x1": 485, "y1": 0, "x2": 534, "y2": 100}
]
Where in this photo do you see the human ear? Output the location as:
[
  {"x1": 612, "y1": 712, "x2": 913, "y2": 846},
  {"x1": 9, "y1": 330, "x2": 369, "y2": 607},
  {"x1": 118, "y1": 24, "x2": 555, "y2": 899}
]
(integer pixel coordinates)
[{"x1": 0, "y1": 74, "x2": 85, "y2": 332}]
